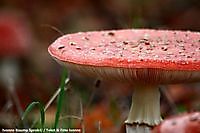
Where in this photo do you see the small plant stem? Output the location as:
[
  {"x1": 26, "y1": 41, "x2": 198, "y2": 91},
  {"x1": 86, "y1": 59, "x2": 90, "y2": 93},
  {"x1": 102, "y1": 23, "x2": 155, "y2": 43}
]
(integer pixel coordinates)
[
  {"x1": 86, "y1": 79, "x2": 100, "y2": 110},
  {"x1": 54, "y1": 68, "x2": 68, "y2": 130},
  {"x1": 60, "y1": 115, "x2": 82, "y2": 120},
  {"x1": 45, "y1": 78, "x2": 70, "y2": 111},
  {"x1": 80, "y1": 99, "x2": 85, "y2": 133},
  {"x1": 58, "y1": 99, "x2": 85, "y2": 133},
  {"x1": 40, "y1": 24, "x2": 64, "y2": 36},
  {"x1": 97, "y1": 121, "x2": 102, "y2": 133},
  {"x1": 8, "y1": 79, "x2": 29, "y2": 128},
  {"x1": 65, "y1": 89, "x2": 72, "y2": 128},
  {"x1": 160, "y1": 86, "x2": 178, "y2": 114},
  {"x1": 31, "y1": 78, "x2": 70, "y2": 128}
]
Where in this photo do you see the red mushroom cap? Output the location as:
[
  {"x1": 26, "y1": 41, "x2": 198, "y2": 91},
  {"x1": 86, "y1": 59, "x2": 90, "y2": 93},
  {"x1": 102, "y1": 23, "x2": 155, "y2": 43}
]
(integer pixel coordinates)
[
  {"x1": 48, "y1": 29, "x2": 200, "y2": 84},
  {"x1": 0, "y1": 11, "x2": 31, "y2": 57},
  {"x1": 152, "y1": 112, "x2": 200, "y2": 133},
  {"x1": 48, "y1": 29, "x2": 200, "y2": 71}
]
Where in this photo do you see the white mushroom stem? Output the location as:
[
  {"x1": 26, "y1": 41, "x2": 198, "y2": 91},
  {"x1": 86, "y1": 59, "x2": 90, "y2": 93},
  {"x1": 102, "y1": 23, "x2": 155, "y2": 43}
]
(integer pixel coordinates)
[{"x1": 125, "y1": 85, "x2": 162, "y2": 126}]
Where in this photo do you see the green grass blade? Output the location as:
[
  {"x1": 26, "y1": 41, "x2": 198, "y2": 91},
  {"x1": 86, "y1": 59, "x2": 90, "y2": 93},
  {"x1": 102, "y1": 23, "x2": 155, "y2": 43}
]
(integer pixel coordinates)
[
  {"x1": 54, "y1": 68, "x2": 68, "y2": 130},
  {"x1": 22, "y1": 101, "x2": 45, "y2": 130}
]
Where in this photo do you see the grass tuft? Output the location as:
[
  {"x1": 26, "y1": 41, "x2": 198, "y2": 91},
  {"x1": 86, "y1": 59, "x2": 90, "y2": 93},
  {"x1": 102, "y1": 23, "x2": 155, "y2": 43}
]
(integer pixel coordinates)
[{"x1": 22, "y1": 101, "x2": 45, "y2": 131}]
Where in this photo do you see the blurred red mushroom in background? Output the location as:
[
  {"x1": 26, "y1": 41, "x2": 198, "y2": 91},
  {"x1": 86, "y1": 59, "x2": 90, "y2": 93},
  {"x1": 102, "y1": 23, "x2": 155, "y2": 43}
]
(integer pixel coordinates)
[
  {"x1": 152, "y1": 112, "x2": 200, "y2": 133},
  {"x1": 0, "y1": 11, "x2": 31, "y2": 57},
  {"x1": 0, "y1": 10, "x2": 32, "y2": 126}
]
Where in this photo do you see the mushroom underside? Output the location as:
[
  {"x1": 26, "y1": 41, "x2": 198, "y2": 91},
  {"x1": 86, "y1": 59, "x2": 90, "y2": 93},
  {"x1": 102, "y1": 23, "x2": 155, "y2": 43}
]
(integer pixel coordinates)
[{"x1": 58, "y1": 60, "x2": 200, "y2": 85}]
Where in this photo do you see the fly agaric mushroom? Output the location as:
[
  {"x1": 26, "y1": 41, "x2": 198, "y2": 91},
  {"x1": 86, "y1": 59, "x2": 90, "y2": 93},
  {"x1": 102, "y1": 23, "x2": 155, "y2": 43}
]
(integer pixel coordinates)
[
  {"x1": 48, "y1": 29, "x2": 200, "y2": 132},
  {"x1": 0, "y1": 10, "x2": 31, "y2": 89},
  {"x1": 152, "y1": 112, "x2": 200, "y2": 133}
]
